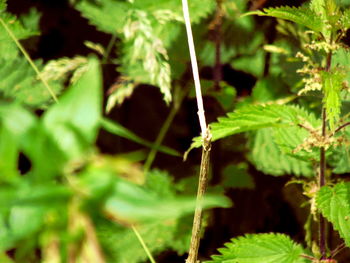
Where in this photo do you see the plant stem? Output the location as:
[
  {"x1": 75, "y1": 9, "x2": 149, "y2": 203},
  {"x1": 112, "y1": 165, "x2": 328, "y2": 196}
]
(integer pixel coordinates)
[
  {"x1": 102, "y1": 32, "x2": 118, "y2": 64},
  {"x1": 132, "y1": 225, "x2": 156, "y2": 263},
  {"x1": 143, "y1": 90, "x2": 184, "y2": 174},
  {"x1": 319, "y1": 49, "x2": 333, "y2": 259},
  {"x1": 186, "y1": 131, "x2": 212, "y2": 263},
  {"x1": 0, "y1": 17, "x2": 58, "y2": 103},
  {"x1": 333, "y1": 121, "x2": 350, "y2": 134}
]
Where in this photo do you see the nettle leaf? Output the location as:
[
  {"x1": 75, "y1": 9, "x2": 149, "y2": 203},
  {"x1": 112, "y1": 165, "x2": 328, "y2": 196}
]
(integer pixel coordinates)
[
  {"x1": 332, "y1": 48, "x2": 350, "y2": 84},
  {"x1": 188, "y1": 104, "x2": 320, "y2": 149},
  {"x1": 0, "y1": 12, "x2": 40, "y2": 60},
  {"x1": 0, "y1": 58, "x2": 63, "y2": 108},
  {"x1": 244, "y1": 6, "x2": 324, "y2": 34},
  {"x1": 248, "y1": 128, "x2": 314, "y2": 177},
  {"x1": 77, "y1": 0, "x2": 130, "y2": 34},
  {"x1": 206, "y1": 233, "x2": 307, "y2": 263},
  {"x1": 322, "y1": 70, "x2": 343, "y2": 131},
  {"x1": 316, "y1": 182, "x2": 350, "y2": 246}
]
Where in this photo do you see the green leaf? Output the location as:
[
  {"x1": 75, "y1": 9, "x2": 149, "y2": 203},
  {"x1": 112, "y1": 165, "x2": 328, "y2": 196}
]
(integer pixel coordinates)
[
  {"x1": 206, "y1": 233, "x2": 307, "y2": 263},
  {"x1": 244, "y1": 6, "x2": 324, "y2": 34},
  {"x1": 0, "y1": 104, "x2": 36, "y2": 180},
  {"x1": 188, "y1": 104, "x2": 320, "y2": 149},
  {"x1": 316, "y1": 182, "x2": 350, "y2": 246},
  {"x1": 0, "y1": 58, "x2": 63, "y2": 108},
  {"x1": 101, "y1": 118, "x2": 180, "y2": 157},
  {"x1": 329, "y1": 135, "x2": 350, "y2": 174},
  {"x1": 0, "y1": 0, "x2": 6, "y2": 13},
  {"x1": 0, "y1": 12, "x2": 40, "y2": 60},
  {"x1": 9, "y1": 206, "x2": 45, "y2": 240},
  {"x1": 77, "y1": 0, "x2": 130, "y2": 34},
  {"x1": 79, "y1": 167, "x2": 231, "y2": 223},
  {"x1": 43, "y1": 57, "x2": 102, "y2": 156},
  {"x1": 340, "y1": 8, "x2": 350, "y2": 30},
  {"x1": 322, "y1": 70, "x2": 343, "y2": 131},
  {"x1": 96, "y1": 171, "x2": 193, "y2": 262},
  {"x1": 248, "y1": 128, "x2": 314, "y2": 177}
]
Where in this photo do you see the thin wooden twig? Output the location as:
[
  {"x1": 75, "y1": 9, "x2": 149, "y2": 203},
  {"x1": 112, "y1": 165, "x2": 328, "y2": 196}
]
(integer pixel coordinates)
[
  {"x1": 186, "y1": 131, "x2": 211, "y2": 263},
  {"x1": 182, "y1": 0, "x2": 212, "y2": 262}
]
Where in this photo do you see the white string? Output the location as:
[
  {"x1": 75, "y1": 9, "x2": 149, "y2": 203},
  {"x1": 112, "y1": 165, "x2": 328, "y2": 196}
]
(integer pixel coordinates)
[{"x1": 182, "y1": 0, "x2": 208, "y2": 138}]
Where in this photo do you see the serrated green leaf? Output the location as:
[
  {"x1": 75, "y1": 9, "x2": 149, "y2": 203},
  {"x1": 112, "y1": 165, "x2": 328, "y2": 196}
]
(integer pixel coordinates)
[
  {"x1": 329, "y1": 130, "x2": 350, "y2": 173},
  {"x1": 244, "y1": 6, "x2": 324, "y2": 34},
  {"x1": 77, "y1": 0, "x2": 130, "y2": 34},
  {"x1": 322, "y1": 70, "x2": 343, "y2": 131},
  {"x1": 206, "y1": 233, "x2": 307, "y2": 263},
  {"x1": 0, "y1": 58, "x2": 63, "y2": 108},
  {"x1": 0, "y1": 12, "x2": 40, "y2": 60},
  {"x1": 101, "y1": 118, "x2": 180, "y2": 157},
  {"x1": 188, "y1": 104, "x2": 320, "y2": 150},
  {"x1": 316, "y1": 182, "x2": 350, "y2": 246},
  {"x1": 248, "y1": 128, "x2": 314, "y2": 177}
]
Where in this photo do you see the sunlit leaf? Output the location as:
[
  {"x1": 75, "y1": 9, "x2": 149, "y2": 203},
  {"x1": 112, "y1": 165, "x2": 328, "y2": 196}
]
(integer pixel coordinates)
[
  {"x1": 206, "y1": 233, "x2": 307, "y2": 263},
  {"x1": 316, "y1": 182, "x2": 350, "y2": 246},
  {"x1": 43, "y1": 57, "x2": 102, "y2": 158}
]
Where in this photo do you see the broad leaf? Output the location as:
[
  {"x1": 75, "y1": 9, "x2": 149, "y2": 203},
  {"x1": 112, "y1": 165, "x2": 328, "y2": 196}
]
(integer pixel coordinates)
[
  {"x1": 0, "y1": 104, "x2": 36, "y2": 180},
  {"x1": 206, "y1": 233, "x2": 307, "y2": 263},
  {"x1": 248, "y1": 128, "x2": 314, "y2": 177},
  {"x1": 188, "y1": 104, "x2": 320, "y2": 149},
  {"x1": 316, "y1": 182, "x2": 350, "y2": 246},
  {"x1": 96, "y1": 170, "x2": 193, "y2": 263},
  {"x1": 79, "y1": 167, "x2": 231, "y2": 223},
  {"x1": 244, "y1": 6, "x2": 324, "y2": 34},
  {"x1": 44, "y1": 57, "x2": 102, "y2": 157}
]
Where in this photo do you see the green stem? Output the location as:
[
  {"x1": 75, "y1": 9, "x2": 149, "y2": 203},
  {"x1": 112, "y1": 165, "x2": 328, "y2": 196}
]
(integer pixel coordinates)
[
  {"x1": 102, "y1": 32, "x2": 118, "y2": 64},
  {"x1": 143, "y1": 104, "x2": 178, "y2": 174},
  {"x1": 0, "y1": 17, "x2": 58, "y2": 103},
  {"x1": 132, "y1": 225, "x2": 156, "y2": 263},
  {"x1": 144, "y1": 87, "x2": 185, "y2": 174}
]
